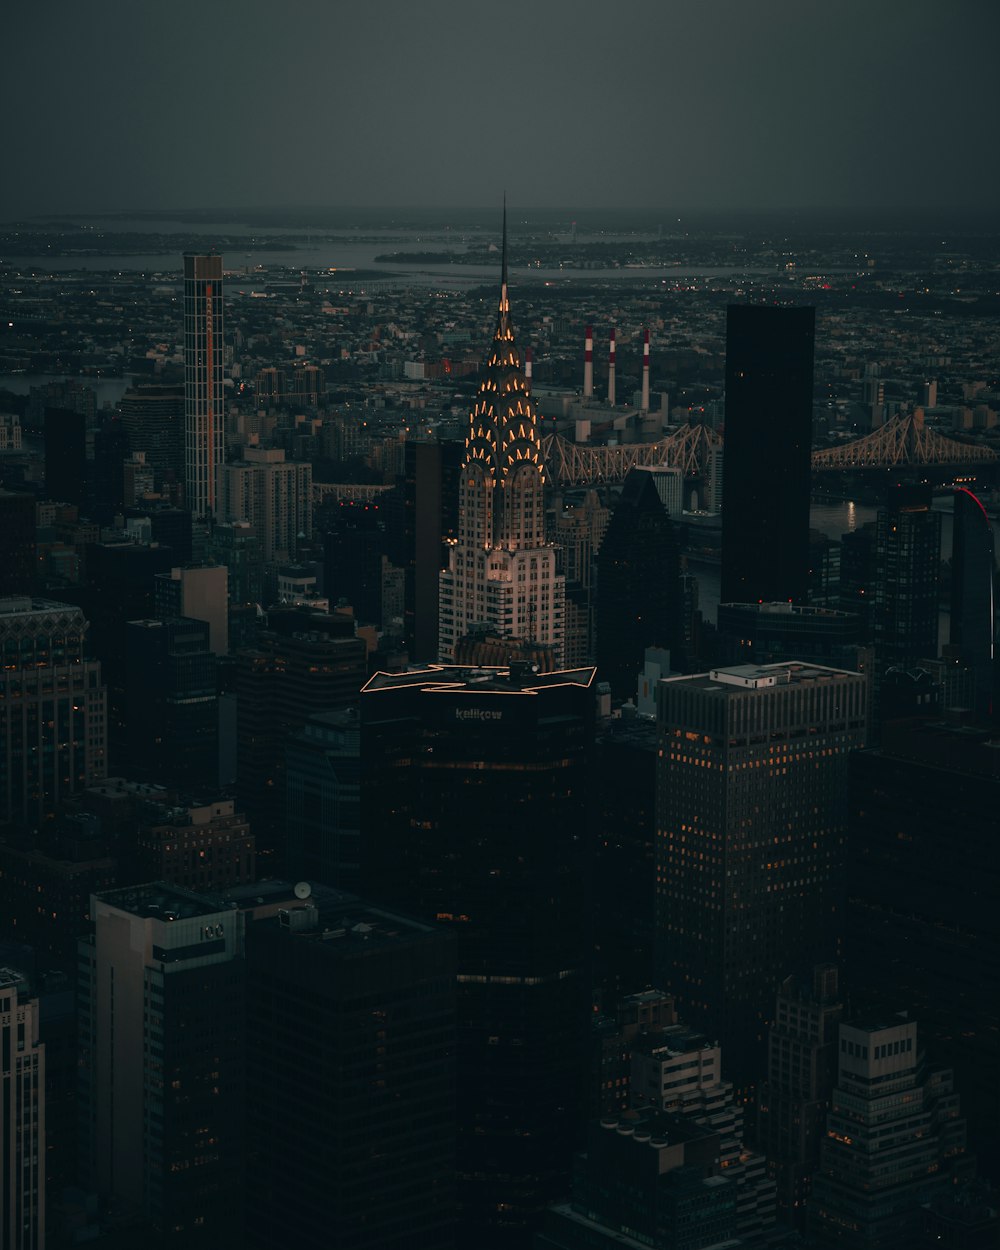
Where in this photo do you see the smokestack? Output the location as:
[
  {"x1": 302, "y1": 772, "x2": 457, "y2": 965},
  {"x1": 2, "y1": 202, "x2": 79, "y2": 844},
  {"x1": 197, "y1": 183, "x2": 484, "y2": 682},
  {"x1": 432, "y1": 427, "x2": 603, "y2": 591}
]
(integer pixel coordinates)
[
  {"x1": 525, "y1": 347, "x2": 533, "y2": 387},
  {"x1": 641, "y1": 328, "x2": 650, "y2": 412},
  {"x1": 584, "y1": 325, "x2": 593, "y2": 398},
  {"x1": 608, "y1": 328, "x2": 616, "y2": 407}
]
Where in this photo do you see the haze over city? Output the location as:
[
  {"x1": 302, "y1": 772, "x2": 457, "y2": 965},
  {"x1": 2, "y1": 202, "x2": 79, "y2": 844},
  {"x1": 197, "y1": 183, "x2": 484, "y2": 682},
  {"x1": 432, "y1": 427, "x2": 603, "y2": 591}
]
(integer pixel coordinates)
[{"x1": 5, "y1": 0, "x2": 1000, "y2": 219}]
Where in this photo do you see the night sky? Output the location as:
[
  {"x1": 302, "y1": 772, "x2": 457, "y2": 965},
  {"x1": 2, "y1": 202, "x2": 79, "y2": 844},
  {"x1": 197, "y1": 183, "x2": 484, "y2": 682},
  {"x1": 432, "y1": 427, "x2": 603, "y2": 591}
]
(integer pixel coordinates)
[{"x1": 5, "y1": 0, "x2": 998, "y2": 218}]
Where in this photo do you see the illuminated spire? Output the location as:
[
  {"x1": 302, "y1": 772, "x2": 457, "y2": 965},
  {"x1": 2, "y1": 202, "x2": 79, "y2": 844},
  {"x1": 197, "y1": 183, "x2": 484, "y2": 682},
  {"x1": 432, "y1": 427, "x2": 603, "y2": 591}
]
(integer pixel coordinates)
[{"x1": 463, "y1": 202, "x2": 545, "y2": 490}]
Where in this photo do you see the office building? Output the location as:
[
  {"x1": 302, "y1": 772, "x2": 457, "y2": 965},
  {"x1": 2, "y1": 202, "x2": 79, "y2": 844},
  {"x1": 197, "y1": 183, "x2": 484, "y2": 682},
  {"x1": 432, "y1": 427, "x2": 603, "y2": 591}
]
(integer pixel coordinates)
[
  {"x1": 244, "y1": 888, "x2": 457, "y2": 1250},
  {"x1": 136, "y1": 798, "x2": 254, "y2": 891},
  {"x1": 438, "y1": 211, "x2": 565, "y2": 663},
  {"x1": 536, "y1": 1109, "x2": 736, "y2": 1250},
  {"x1": 717, "y1": 601, "x2": 864, "y2": 671},
  {"x1": 402, "y1": 438, "x2": 463, "y2": 662},
  {"x1": 154, "y1": 564, "x2": 229, "y2": 656},
  {"x1": 216, "y1": 447, "x2": 312, "y2": 565},
  {"x1": 809, "y1": 1017, "x2": 968, "y2": 1247},
  {"x1": 183, "y1": 253, "x2": 225, "y2": 519},
  {"x1": 362, "y1": 662, "x2": 595, "y2": 1245},
  {"x1": 847, "y1": 717, "x2": 1000, "y2": 1177},
  {"x1": 124, "y1": 618, "x2": 218, "y2": 791},
  {"x1": 873, "y1": 484, "x2": 941, "y2": 673},
  {"x1": 235, "y1": 607, "x2": 366, "y2": 865},
  {"x1": 284, "y1": 708, "x2": 361, "y2": 889},
  {"x1": 596, "y1": 467, "x2": 687, "y2": 700},
  {"x1": 79, "y1": 884, "x2": 244, "y2": 1244},
  {"x1": 0, "y1": 490, "x2": 36, "y2": 596},
  {"x1": 0, "y1": 597, "x2": 107, "y2": 828},
  {"x1": 0, "y1": 968, "x2": 45, "y2": 1250},
  {"x1": 720, "y1": 305, "x2": 815, "y2": 605},
  {"x1": 630, "y1": 1022, "x2": 776, "y2": 1235},
  {"x1": 950, "y1": 487, "x2": 995, "y2": 717},
  {"x1": 655, "y1": 662, "x2": 867, "y2": 1085},
  {"x1": 323, "y1": 500, "x2": 384, "y2": 626},
  {"x1": 43, "y1": 407, "x2": 87, "y2": 507},
  {"x1": 119, "y1": 383, "x2": 185, "y2": 487},
  {"x1": 756, "y1": 964, "x2": 843, "y2": 1225}
]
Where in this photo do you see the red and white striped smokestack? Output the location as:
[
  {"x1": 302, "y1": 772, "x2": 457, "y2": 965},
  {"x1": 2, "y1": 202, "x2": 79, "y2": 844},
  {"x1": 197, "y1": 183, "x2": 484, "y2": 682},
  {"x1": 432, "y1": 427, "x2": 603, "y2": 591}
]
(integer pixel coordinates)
[
  {"x1": 608, "y1": 328, "x2": 616, "y2": 407},
  {"x1": 583, "y1": 325, "x2": 593, "y2": 397},
  {"x1": 524, "y1": 347, "x2": 533, "y2": 387},
  {"x1": 641, "y1": 328, "x2": 650, "y2": 412}
]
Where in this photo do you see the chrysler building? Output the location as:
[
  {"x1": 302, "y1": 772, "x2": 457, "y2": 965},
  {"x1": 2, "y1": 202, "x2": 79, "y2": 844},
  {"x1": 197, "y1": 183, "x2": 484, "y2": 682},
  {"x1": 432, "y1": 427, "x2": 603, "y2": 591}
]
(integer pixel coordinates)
[{"x1": 438, "y1": 208, "x2": 564, "y2": 662}]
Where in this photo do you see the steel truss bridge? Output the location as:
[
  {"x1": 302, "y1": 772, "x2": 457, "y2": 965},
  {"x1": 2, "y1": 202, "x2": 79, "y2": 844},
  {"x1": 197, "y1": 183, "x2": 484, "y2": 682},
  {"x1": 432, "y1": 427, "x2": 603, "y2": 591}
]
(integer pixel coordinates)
[{"x1": 540, "y1": 410, "x2": 996, "y2": 486}]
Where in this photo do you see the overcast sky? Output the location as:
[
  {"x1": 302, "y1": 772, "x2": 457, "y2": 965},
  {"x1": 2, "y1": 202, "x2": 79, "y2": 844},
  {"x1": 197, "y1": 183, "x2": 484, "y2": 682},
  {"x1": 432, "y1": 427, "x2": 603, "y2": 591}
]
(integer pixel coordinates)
[{"x1": 4, "y1": 0, "x2": 998, "y2": 218}]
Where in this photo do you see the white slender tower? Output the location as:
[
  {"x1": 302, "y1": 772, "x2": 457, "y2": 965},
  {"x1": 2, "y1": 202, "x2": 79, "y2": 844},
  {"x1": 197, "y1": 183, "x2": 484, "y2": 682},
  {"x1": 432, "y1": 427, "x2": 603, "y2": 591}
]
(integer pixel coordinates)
[
  {"x1": 183, "y1": 253, "x2": 225, "y2": 518},
  {"x1": 583, "y1": 325, "x2": 594, "y2": 398},
  {"x1": 641, "y1": 328, "x2": 651, "y2": 412},
  {"x1": 607, "y1": 328, "x2": 616, "y2": 407}
]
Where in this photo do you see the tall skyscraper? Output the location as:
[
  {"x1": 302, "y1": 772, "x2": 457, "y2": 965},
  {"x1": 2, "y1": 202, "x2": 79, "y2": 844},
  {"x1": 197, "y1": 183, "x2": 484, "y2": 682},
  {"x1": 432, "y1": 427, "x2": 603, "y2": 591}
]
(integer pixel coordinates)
[
  {"x1": 119, "y1": 383, "x2": 185, "y2": 487},
  {"x1": 361, "y1": 662, "x2": 595, "y2": 1245},
  {"x1": 183, "y1": 253, "x2": 225, "y2": 519},
  {"x1": 243, "y1": 887, "x2": 458, "y2": 1250},
  {"x1": 0, "y1": 967, "x2": 45, "y2": 1250},
  {"x1": 721, "y1": 305, "x2": 815, "y2": 605},
  {"x1": 438, "y1": 209, "x2": 564, "y2": 663},
  {"x1": 79, "y1": 884, "x2": 244, "y2": 1244},
  {"x1": 596, "y1": 467, "x2": 688, "y2": 700},
  {"x1": 0, "y1": 596, "x2": 107, "y2": 827},
  {"x1": 43, "y1": 407, "x2": 87, "y2": 507},
  {"x1": 402, "y1": 437, "x2": 464, "y2": 662},
  {"x1": 655, "y1": 662, "x2": 867, "y2": 1085},
  {"x1": 950, "y1": 486, "x2": 995, "y2": 716},
  {"x1": 873, "y1": 484, "x2": 941, "y2": 675},
  {"x1": 0, "y1": 490, "x2": 36, "y2": 596}
]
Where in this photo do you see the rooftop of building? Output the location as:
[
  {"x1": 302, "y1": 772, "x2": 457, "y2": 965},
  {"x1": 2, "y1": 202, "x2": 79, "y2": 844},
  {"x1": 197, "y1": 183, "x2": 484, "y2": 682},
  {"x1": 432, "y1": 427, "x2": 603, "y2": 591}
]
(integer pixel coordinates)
[
  {"x1": 0, "y1": 595, "x2": 86, "y2": 619},
  {"x1": 632, "y1": 1022, "x2": 716, "y2": 1059},
  {"x1": 665, "y1": 661, "x2": 862, "y2": 694},
  {"x1": 0, "y1": 966, "x2": 30, "y2": 993},
  {"x1": 718, "y1": 601, "x2": 856, "y2": 621},
  {"x1": 363, "y1": 661, "x2": 596, "y2": 696},
  {"x1": 96, "y1": 882, "x2": 227, "y2": 922}
]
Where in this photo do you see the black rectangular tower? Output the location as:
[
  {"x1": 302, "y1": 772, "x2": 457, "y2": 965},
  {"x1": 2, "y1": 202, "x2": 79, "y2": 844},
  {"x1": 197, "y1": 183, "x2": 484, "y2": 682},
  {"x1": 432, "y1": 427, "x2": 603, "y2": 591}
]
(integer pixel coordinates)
[{"x1": 721, "y1": 306, "x2": 815, "y2": 605}]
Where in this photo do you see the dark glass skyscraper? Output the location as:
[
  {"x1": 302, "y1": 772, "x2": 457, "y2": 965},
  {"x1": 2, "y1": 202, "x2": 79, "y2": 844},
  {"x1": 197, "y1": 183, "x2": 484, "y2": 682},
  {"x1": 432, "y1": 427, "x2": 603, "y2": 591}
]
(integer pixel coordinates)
[
  {"x1": 596, "y1": 467, "x2": 687, "y2": 701},
  {"x1": 950, "y1": 486, "x2": 995, "y2": 716},
  {"x1": 873, "y1": 484, "x2": 941, "y2": 672},
  {"x1": 183, "y1": 253, "x2": 225, "y2": 519},
  {"x1": 361, "y1": 663, "x2": 595, "y2": 1246},
  {"x1": 721, "y1": 306, "x2": 815, "y2": 605}
]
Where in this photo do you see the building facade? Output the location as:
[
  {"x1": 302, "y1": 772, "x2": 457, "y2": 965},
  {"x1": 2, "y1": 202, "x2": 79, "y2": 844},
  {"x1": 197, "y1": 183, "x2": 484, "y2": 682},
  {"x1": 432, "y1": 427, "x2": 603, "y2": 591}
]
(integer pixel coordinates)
[
  {"x1": 0, "y1": 968, "x2": 45, "y2": 1250},
  {"x1": 216, "y1": 447, "x2": 312, "y2": 565},
  {"x1": 183, "y1": 253, "x2": 225, "y2": 519},
  {"x1": 655, "y1": 662, "x2": 867, "y2": 1085},
  {"x1": 0, "y1": 597, "x2": 107, "y2": 828}
]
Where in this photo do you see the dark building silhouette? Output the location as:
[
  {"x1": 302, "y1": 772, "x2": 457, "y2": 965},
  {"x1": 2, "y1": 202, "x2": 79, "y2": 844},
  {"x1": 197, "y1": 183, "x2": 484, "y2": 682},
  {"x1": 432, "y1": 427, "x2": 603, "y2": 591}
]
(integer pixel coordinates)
[
  {"x1": 119, "y1": 383, "x2": 186, "y2": 487},
  {"x1": 235, "y1": 607, "x2": 366, "y2": 866},
  {"x1": 243, "y1": 887, "x2": 457, "y2": 1250},
  {"x1": 596, "y1": 467, "x2": 687, "y2": 701},
  {"x1": 403, "y1": 437, "x2": 464, "y2": 662},
  {"x1": 124, "y1": 617, "x2": 218, "y2": 792},
  {"x1": 0, "y1": 489, "x2": 36, "y2": 596},
  {"x1": 809, "y1": 1017, "x2": 968, "y2": 1248},
  {"x1": 536, "y1": 1109, "x2": 736, "y2": 1250},
  {"x1": 361, "y1": 663, "x2": 595, "y2": 1246},
  {"x1": 655, "y1": 663, "x2": 867, "y2": 1087},
  {"x1": 716, "y1": 601, "x2": 864, "y2": 671},
  {"x1": 284, "y1": 708, "x2": 361, "y2": 889},
  {"x1": 756, "y1": 964, "x2": 843, "y2": 1226},
  {"x1": 720, "y1": 305, "x2": 815, "y2": 605},
  {"x1": 0, "y1": 596, "x2": 107, "y2": 829},
  {"x1": 323, "y1": 500, "x2": 384, "y2": 625},
  {"x1": 90, "y1": 413, "x2": 129, "y2": 523},
  {"x1": 44, "y1": 407, "x2": 87, "y2": 506},
  {"x1": 126, "y1": 505, "x2": 193, "y2": 564},
  {"x1": 839, "y1": 521, "x2": 876, "y2": 641},
  {"x1": 873, "y1": 484, "x2": 941, "y2": 673},
  {"x1": 847, "y1": 718, "x2": 1000, "y2": 1178},
  {"x1": 950, "y1": 487, "x2": 995, "y2": 717}
]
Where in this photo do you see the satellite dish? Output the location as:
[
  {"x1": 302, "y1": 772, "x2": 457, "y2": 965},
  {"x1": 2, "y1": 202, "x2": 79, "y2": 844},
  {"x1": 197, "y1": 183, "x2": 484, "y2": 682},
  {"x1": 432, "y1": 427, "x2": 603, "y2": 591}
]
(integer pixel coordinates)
[{"x1": 293, "y1": 881, "x2": 312, "y2": 900}]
